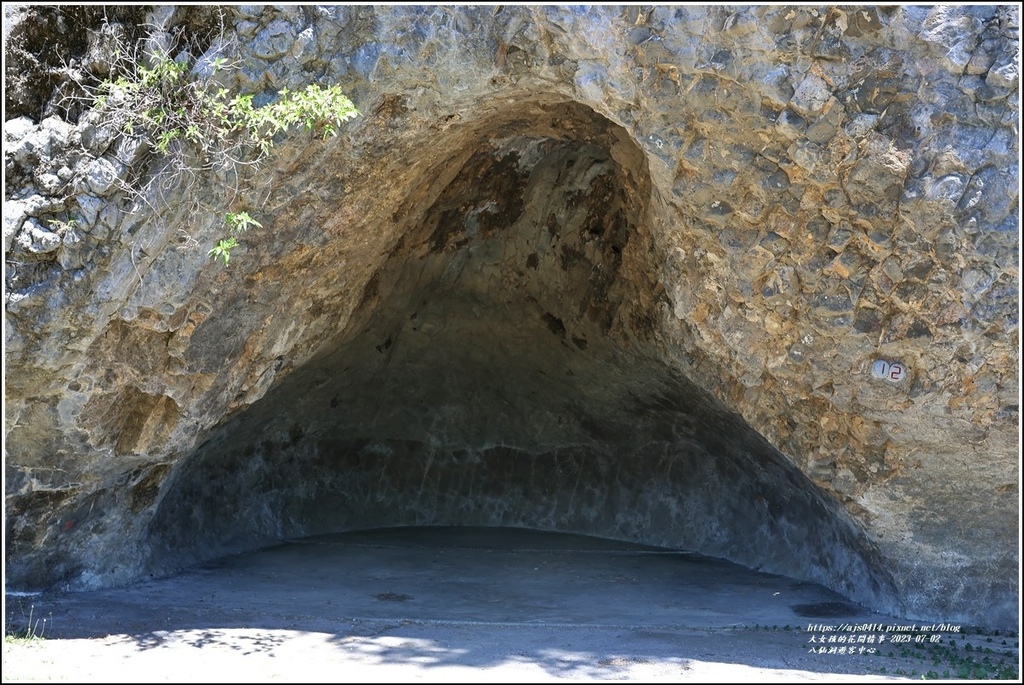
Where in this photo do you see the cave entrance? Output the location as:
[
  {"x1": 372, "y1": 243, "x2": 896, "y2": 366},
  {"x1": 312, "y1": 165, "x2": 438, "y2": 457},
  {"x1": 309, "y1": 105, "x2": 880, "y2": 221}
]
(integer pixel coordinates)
[{"x1": 148, "y1": 99, "x2": 894, "y2": 611}]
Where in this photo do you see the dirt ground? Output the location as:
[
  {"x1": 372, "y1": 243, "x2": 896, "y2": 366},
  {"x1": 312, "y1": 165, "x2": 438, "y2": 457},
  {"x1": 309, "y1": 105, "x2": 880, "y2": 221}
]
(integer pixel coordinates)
[{"x1": 3, "y1": 527, "x2": 1019, "y2": 682}]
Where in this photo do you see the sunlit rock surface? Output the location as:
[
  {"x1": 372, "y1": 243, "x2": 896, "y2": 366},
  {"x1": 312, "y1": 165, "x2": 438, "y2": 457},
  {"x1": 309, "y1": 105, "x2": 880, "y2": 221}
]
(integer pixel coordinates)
[{"x1": 3, "y1": 5, "x2": 1018, "y2": 628}]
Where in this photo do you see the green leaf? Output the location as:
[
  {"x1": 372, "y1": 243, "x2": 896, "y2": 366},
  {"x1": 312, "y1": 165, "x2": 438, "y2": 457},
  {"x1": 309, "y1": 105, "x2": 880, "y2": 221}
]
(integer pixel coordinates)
[
  {"x1": 226, "y1": 211, "x2": 262, "y2": 233},
  {"x1": 208, "y1": 236, "x2": 239, "y2": 265}
]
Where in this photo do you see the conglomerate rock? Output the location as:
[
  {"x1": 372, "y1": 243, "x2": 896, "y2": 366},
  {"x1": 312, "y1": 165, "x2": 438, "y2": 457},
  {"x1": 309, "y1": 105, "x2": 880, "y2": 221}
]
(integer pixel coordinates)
[{"x1": 3, "y1": 5, "x2": 1019, "y2": 629}]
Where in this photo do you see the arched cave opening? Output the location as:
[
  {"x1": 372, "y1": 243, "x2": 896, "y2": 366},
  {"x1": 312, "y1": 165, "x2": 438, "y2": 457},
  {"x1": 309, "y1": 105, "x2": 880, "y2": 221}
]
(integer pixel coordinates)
[{"x1": 146, "y1": 99, "x2": 897, "y2": 612}]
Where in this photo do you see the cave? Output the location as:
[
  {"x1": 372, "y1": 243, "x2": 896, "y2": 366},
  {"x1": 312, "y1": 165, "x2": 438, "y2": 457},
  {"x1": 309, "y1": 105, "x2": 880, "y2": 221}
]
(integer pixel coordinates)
[
  {"x1": 5, "y1": 3, "x2": 1018, "y2": 641},
  {"x1": 141, "y1": 98, "x2": 897, "y2": 613}
]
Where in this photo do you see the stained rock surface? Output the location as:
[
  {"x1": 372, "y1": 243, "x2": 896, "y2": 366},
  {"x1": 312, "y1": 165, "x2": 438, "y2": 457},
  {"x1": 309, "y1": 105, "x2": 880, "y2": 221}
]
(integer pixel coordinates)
[{"x1": 3, "y1": 5, "x2": 1019, "y2": 628}]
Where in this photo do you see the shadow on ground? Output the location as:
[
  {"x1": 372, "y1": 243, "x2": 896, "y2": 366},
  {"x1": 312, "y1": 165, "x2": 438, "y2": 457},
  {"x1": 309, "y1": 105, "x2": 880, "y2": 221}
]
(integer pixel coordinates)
[{"x1": 4, "y1": 527, "x2": 1019, "y2": 681}]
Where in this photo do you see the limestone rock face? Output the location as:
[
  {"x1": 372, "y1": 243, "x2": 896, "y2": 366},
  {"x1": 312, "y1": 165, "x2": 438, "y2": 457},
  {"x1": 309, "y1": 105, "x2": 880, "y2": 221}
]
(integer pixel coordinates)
[{"x1": 3, "y1": 5, "x2": 1019, "y2": 628}]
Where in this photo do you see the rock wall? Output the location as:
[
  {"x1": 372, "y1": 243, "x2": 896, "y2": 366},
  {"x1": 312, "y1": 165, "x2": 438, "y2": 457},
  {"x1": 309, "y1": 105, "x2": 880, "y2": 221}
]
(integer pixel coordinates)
[{"x1": 3, "y1": 5, "x2": 1019, "y2": 628}]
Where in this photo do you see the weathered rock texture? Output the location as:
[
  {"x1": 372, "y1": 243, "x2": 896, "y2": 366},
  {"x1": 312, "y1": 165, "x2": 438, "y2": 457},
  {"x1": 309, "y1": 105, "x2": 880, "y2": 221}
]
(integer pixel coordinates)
[{"x1": 4, "y1": 5, "x2": 1019, "y2": 629}]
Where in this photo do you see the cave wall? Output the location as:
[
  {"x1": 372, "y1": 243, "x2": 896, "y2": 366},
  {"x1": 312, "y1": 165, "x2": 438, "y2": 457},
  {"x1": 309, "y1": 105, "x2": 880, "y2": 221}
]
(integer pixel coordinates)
[{"x1": 3, "y1": 5, "x2": 1019, "y2": 628}]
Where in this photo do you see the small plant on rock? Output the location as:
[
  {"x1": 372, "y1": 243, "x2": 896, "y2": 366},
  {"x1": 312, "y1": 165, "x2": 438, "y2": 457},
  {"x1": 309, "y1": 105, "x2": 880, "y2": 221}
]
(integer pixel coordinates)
[
  {"x1": 207, "y1": 210, "x2": 263, "y2": 265},
  {"x1": 46, "y1": 217, "x2": 79, "y2": 236},
  {"x1": 4, "y1": 604, "x2": 50, "y2": 643},
  {"x1": 73, "y1": 22, "x2": 359, "y2": 264}
]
